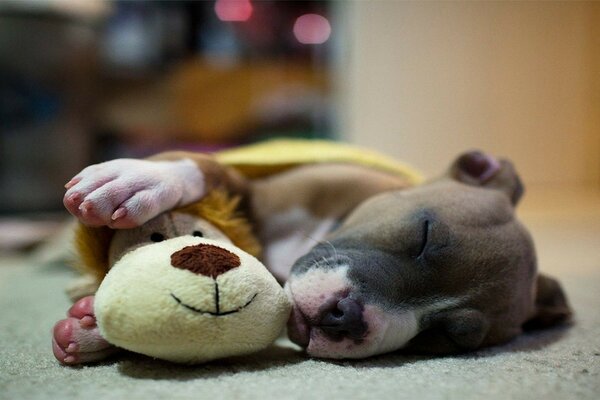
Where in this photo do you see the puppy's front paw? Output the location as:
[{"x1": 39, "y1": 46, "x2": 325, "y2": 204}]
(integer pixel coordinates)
[
  {"x1": 52, "y1": 296, "x2": 118, "y2": 365},
  {"x1": 64, "y1": 159, "x2": 204, "y2": 229}
]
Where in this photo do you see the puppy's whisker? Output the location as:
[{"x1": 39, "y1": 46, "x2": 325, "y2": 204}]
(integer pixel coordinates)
[
  {"x1": 302, "y1": 232, "x2": 341, "y2": 262},
  {"x1": 323, "y1": 240, "x2": 339, "y2": 261},
  {"x1": 302, "y1": 233, "x2": 322, "y2": 245},
  {"x1": 309, "y1": 239, "x2": 338, "y2": 261}
]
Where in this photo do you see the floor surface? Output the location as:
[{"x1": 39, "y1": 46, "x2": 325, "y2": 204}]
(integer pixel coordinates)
[{"x1": 1, "y1": 185, "x2": 599, "y2": 400}]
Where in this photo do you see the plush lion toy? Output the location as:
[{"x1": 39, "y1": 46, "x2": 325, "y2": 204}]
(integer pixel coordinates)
[{"x1": 69, "y1": 190, "x2": 290, "y2": 364}]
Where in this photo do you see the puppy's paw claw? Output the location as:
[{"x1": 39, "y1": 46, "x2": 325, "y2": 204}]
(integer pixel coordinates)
[{"x1": 111, "y1": 207, "x2": 127, "y2": 221}]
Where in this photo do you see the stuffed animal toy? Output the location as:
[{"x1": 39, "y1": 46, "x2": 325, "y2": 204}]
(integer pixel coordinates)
[{"x1": 69, "y1": 191, "x2": 290, "y2": 364}]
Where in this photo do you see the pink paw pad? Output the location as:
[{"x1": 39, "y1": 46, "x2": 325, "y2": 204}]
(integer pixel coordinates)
[{"x1": 52, "y1": 296, "x2": 117, "y2": 365}]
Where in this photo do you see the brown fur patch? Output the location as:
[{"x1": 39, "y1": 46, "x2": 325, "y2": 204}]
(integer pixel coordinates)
[
  {"x1": 171, "y1": 244, "x2": 241, "y2": 278},
  {"x1": 73, "y1": 224, "x2": 114, "y2": 280},
  {"x1": 175, "y1": 190, "x2": 261, "y2": 258}
]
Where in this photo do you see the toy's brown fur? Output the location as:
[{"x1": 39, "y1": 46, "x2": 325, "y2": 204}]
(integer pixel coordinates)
[
  {"x1": 175, "y1": 190, "x2": 261, "y2": 258},
  {"x1": 73, "y1": 224, "x2": 114, "y2": 281},
  {"x1": 73, "y1": 190, "x2": 261, "y2": 282}
]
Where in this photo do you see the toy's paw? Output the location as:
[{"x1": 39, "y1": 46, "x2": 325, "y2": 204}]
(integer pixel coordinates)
[
  {"x1": 64, "y1": 158, "x2": 204, "y2": 229},
  {"x1": 52, "y1": 296, "x2": 118, "y2": 365}
]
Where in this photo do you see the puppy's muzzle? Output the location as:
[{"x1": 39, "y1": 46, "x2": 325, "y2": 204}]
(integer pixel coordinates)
[{"x1": 171, "y1": 244, "x2": 241, "y2": 278}]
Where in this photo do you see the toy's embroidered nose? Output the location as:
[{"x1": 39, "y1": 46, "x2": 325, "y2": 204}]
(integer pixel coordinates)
[{"x1": 171, "y1": 244, "x2": 240, "y2": 278}]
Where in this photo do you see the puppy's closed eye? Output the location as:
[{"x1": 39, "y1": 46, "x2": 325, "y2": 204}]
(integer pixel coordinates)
[
  {"x1": 410, "y1": 219, "x2": 430, "y2": 259},
  {"x1": 408, "y1": 213, "x2": 450, "y2": 262}
]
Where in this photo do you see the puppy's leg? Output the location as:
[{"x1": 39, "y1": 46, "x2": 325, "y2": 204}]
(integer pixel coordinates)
[
  {"x1": 52, "y1": 296, "x2": 119, "y2": 365},
  {"x1": 64, "y1": 152, "x2": 248, "y2": 229}
]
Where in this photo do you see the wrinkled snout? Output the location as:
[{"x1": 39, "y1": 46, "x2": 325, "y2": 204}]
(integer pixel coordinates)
[{"x1": 285, "y1": 247, "x2": 424, "y2": 359}]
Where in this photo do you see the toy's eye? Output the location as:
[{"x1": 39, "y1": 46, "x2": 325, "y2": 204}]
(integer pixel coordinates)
[
  {"x1": 193, "y1": 230, "x2": 203, "y2": 237},
  {"x1": 150, "y1": 232, "x2": 165, "y2": 242}
]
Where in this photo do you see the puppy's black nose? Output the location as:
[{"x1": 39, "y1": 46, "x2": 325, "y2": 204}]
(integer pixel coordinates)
[
  {"x1": 318, "y1": 297, "x2": 367, "y2": 341},
  {"x1": 171, "y1": 244, "x2": 240, "y2": 278}
]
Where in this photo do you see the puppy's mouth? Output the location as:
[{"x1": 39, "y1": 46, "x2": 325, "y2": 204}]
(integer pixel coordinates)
[
  {"x1": 287, "y1": 303, "x2": 312, "y2": 347},
  {"x1": 286, "y1": 279, "x2": 371, "y2": 355},
  {"x1": 171, "y1": 282, "x2": 257, "y2": 317}
]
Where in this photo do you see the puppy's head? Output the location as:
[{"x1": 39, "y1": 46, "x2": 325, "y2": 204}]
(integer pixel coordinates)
[{"x1": 286, "y1": 151, "x2": 571, "y2": 358}]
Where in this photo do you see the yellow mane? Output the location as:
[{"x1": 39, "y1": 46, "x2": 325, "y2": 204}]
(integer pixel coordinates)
[{"x1": 176, "y1": 190, "x2": 261, "y2": 258}]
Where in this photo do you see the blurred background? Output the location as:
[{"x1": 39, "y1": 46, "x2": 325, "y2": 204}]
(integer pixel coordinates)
[{"x1": 0, "y1": 0, "x2": 598, "y2": 252}]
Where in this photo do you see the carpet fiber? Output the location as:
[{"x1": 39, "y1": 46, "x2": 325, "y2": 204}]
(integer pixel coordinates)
[{"x1": 1, "y1": 186, "x2": 599, "y2": 400}]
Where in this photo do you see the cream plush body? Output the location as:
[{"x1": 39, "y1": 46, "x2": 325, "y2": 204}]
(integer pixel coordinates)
[{"x1": 96, "y1": 237, "x2": 289, "y2": 363}]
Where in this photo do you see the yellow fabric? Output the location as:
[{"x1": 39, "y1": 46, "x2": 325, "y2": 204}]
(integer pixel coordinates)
[{"x1": 215, "y1": 139, "x2": 424, "y2": 184}]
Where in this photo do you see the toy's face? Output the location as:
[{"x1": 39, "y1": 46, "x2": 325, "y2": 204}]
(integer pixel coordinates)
[
  {"x1": 108, "y1": 212, "x2": 233, "y2": 267},
  {"x1": 95, "y1": 213, "x2": 290, "y2": 364}
]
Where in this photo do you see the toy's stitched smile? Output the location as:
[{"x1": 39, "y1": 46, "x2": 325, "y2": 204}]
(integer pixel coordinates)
[{"x1": 171, "y1": 282, "x2": 257, "y2": 316}]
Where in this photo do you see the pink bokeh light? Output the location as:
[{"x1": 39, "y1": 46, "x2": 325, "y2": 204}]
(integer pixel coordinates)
[
  {"x1": 215, "y1": 0, "x2": 253, "y2": 22},
  {"x1": 293, "y1": 13, "x2": 331, "y2": 45}
]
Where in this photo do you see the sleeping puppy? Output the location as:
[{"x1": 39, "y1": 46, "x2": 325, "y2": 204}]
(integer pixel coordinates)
[
  {"x1": 53, "y1": 148, "x2": 571, "y2": 363},
  {"x1": 286, "y1": 153, "x2": 572, "y2": 358}
]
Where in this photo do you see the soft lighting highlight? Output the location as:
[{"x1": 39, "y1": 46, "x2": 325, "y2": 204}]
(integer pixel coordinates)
[
  {"x1": 214, "y1": 0, "x2": 253, "y2": 22},
  {"x1": 293, "y1": 13, "x2": 331, "y2": 45}
]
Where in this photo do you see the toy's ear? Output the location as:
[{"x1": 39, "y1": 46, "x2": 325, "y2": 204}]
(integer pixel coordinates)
[
  {"x1": 404, "y1": 308, "x2": 490, "y2": 354},
  {"x1": 449, "y1": 151, "x2": 524, "y2": 206},
  {"x1": 523, "y1": 273, "x2": 572, "y2": 330}
]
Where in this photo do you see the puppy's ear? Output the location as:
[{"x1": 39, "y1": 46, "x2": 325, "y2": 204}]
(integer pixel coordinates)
[
  {"x1": 523, "y1": 273, "x2": 572, "y2": 330},
  {"x1": 404, "y1": 308, "x2": 490, "y2": 354},
  {"x1": 450, "y1": 150, "x2": 524, "y2": 205}
]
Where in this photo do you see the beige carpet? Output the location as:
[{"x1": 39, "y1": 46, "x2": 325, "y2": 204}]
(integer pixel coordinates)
[{"x1": 1, "y1": 185, "x2": 599, "y2": 400}]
